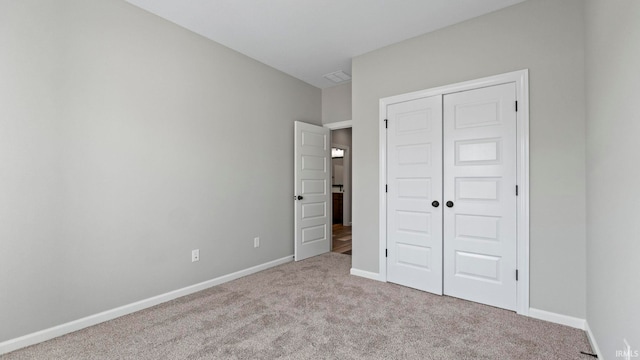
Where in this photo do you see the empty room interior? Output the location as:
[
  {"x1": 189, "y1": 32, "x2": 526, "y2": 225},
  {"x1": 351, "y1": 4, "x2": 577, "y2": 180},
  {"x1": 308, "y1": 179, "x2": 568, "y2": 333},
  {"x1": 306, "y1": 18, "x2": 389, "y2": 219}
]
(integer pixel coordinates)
[{"x1": 1, "y1": 0, "x2": 639, "y2": 359}]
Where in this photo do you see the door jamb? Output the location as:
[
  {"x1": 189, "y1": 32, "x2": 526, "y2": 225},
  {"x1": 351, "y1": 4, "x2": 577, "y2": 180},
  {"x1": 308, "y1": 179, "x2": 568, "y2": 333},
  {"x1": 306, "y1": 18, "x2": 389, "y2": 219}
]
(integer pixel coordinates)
[
  {"x1": 378, "y1": 70, "x2": 530, "y2": 315},
  {"x1": 324, "y1": 120, "x2": 353, "y2": 130}
]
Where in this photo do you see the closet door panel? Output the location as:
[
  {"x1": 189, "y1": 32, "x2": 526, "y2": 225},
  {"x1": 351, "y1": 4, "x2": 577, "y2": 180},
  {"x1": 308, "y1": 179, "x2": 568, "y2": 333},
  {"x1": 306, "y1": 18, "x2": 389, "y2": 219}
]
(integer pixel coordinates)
[
  {"x1": 443, "y1": 83, "x2": 518, "y2": 311},
  {"x1": 386, "y1": 95, "x2": 443, "y2": 294}
]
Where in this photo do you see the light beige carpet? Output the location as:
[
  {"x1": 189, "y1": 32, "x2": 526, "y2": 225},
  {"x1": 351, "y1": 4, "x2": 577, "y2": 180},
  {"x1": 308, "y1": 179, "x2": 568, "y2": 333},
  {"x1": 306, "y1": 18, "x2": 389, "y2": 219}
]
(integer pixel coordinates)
[{"x1": 3, "y1": 253, "x2": 593, "y2": 359}]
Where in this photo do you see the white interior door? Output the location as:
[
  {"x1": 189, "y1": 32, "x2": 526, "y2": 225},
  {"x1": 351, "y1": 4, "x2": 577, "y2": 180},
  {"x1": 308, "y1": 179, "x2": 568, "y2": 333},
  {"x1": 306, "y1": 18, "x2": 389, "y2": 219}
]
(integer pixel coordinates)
[
  {"x1": 386, "y1": 95, "x2": 443, "y2": 293},
  {"x1": 443, "y1": 83, "x2": 518, "y2": 310},
  {"x1": 294, "y1": 121, "x2": 331, "y2": 261}
]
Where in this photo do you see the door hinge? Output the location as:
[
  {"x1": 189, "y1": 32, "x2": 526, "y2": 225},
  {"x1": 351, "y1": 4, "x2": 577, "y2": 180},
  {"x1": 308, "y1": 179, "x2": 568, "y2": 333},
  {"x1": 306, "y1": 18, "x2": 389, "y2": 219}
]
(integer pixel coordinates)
[
  {"x1": 516, "y1": 270, "x2": 519, "y2": 281},
  {"x1": 515, "y1": 101, "x2": 518, "y2": 112},
  {"x1": 386, "y1": 249, "x2": 388, "y2": 258},
  {"x1": 385, "y1": 184, "x2": 388, "y2": 193},
  {"x1": 516, "y1": 185, "x2": 519, "y2": 196},
  {"x1": 384, "y1": 119, "x2": 388, "y2": 128}
]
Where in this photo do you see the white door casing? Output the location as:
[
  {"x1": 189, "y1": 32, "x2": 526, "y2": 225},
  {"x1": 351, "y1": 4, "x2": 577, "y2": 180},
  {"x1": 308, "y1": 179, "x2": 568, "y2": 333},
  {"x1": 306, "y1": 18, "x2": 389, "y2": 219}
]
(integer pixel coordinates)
[
  {"x1": 294, "y1": 121, "x2": 331, "y2": 261},
  {"x1": 443, "y1": 83, "x2": 517, "y2": 310},
  {"x1": 378, "y1": 70, "x2": 529, "y2": 315},
  {"x1": 386, "y1": 95, "x2": 443, "y2": 294}
]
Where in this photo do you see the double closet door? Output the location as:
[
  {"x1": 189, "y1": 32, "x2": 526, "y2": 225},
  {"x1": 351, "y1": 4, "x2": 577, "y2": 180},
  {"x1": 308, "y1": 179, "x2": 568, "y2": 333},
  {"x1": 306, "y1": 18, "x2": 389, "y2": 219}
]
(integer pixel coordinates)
[{"x1": 386, "y1": 83, "x2": 517, "y2": 311}]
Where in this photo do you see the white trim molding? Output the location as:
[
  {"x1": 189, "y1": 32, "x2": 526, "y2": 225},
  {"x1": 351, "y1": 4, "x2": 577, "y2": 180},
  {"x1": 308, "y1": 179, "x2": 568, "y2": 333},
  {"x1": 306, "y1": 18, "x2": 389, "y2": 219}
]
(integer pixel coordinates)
[
  {"x1": 585, "y1": 321, "x2": 603, "y2": 359},
  {"x1": 0, "y1": 255, "x2": 294, "y2": 356},
  {"x1": 528, "y1": 308, "x2": 586, "y2": 330},
  {"x1": 350, "y1": 268, "x2": 385, "y2": 282},
  {"x1": 378, "y1": 70, "x2": 530, "y2": 315},
  {"x1": 324, "y1": 120, "x2": 353, "y2": 130},
  {"x1": 378, "y1": 99, "x2": 388, "y2": 288}
]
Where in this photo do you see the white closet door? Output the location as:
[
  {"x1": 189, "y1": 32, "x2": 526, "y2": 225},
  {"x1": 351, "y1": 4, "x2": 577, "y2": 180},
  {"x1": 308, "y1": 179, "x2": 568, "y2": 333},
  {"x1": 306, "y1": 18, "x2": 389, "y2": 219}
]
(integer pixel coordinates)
[
  {"x1": 386, "y1": 95, "x2": 443, "y2": 294},
  {"x1": 443, "y1": 83, "x2": 518, "y2": 310}
]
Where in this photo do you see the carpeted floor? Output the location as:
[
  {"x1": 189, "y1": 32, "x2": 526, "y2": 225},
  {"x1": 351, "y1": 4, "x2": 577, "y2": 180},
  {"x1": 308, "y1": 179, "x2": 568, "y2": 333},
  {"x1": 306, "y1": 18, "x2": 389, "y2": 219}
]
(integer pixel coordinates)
[{"x1": 3, "y1": 253, "x2": 593, "y2": 359}]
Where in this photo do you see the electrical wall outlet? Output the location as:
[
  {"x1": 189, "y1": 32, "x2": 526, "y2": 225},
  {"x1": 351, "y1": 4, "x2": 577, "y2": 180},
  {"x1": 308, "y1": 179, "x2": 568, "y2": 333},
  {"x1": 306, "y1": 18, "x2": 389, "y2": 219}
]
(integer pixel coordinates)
[
  {"x1": 254, "y1": 237, "x2": 260, "y2": 248},
  {"x1": 191, "y1": 249, "x2": 199, "y2": 262}
]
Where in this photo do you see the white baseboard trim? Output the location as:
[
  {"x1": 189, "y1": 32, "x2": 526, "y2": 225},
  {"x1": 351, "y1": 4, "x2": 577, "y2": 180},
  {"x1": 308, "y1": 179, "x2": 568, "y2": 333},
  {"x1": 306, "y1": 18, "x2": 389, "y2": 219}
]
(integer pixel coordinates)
[
  {"x1": 584, "y1": 321, "x2": 603, "y2": 359},
  {"x1": 350, "y1": 268, "x2": 384, "y2": 282},
  {"x1": 528, "y1": 308, "x2": 586, "y2": 330},
  {"x1": 0, "y1": 255, "x2": 294, "y2": 356}
]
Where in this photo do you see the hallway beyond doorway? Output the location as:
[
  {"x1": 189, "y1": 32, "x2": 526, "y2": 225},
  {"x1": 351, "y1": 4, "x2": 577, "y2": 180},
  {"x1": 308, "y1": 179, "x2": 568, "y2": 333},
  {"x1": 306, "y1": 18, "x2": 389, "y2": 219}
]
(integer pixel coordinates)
[{"x1": 332, "y1": 224, "x2": 352, "y2": 255}]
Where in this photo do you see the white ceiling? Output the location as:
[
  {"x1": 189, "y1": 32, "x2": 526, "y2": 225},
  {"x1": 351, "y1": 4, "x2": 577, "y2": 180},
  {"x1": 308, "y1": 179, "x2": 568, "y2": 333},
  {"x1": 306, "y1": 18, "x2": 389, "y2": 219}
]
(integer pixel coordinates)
[{"x1": 125, "y1": 0, "x2": 526, "y2": 88}]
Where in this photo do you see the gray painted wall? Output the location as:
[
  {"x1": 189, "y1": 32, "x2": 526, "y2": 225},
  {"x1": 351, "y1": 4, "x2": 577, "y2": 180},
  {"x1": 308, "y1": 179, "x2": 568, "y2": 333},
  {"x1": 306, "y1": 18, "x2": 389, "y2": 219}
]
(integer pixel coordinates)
[
  {"x1": 322, "y1": 83, "x2": 352, "y2": 124},
  {"x1": 351, "y1": 0, "x2": 587, "y2": 318},
  {"x1": 585, "y1": 1, "x2": 640, "y2": 357},
  {"x1": 0, "y1": 0, "x2": 320, "y2": 342}
]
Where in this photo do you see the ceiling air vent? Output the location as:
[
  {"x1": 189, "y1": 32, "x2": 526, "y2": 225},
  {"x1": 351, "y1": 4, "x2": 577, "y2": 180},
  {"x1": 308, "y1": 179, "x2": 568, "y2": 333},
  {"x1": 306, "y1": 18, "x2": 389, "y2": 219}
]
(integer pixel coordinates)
[{"x1": 323, "y1": 70, "x2": 351, "y2": 84}]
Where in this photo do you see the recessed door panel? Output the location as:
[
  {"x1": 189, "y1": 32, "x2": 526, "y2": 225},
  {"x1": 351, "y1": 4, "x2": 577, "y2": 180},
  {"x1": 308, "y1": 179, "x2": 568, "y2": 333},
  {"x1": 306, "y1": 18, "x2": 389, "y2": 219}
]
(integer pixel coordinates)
[
  {"x1": 454, "y1": 251, "x2": 501, "y2": 282},
  {"x1": 396, "y1": 211, "x2": 431, "y2": 234},
  {"x1": 301, "y1": 131, "x2": 326, "y2": 149},
  {"x1": 302, "y1": 202, "x2": 326, "y2": 220},
  {"x1": 302, "y1": 155, "x2": 326, "y2": 172},
  {"x1": 456, "y1": 178, "x2": 500, "y2": 201},
  {"x1": 397, "y1": 244, "x2": 432, "y2": 269},
  {"x1": 301, "y1": 179, "x2": 326, "y2": 196},
  {"x1": 301, "y1": 224, "x2": 326, "y2": 244},
  {"x1": 456, "y1": 138, "x2": 501, "y2": 165},
  {"x1": 397, "y1": 178, "x2": 431, "y2": 199},
  {"x1": 454, "y1": 100, "x2": 501, "y2": 129},
  {"x1": 396, "y1": 109, "x2": 432, "y2": 133},
  {"x1": 455, "y1": 214, "x2": 500, "y2": 241},
  {"x1": 397, "y1": 144, "x2": 431, "y2": 165}
]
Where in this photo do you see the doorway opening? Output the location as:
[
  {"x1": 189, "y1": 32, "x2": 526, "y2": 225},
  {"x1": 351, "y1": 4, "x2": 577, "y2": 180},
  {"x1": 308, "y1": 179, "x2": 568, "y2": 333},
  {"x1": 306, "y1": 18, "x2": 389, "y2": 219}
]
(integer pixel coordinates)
[{"x1": 327, "y1": 123, "x2": 352, "y2": 256}]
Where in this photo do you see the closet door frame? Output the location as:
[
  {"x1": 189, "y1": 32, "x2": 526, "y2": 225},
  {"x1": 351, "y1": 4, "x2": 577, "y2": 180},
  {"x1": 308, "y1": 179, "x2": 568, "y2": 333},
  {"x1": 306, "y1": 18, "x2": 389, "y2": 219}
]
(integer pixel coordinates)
[{"x1": 378, "y1": 69, "x2": 530, "y2": 315}]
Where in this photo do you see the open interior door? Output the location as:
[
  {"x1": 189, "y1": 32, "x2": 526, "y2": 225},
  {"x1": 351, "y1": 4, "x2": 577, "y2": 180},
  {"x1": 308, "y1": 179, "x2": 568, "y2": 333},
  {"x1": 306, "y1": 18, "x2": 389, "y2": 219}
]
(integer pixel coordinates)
[{"x1": 294, "y1": 121, "x2": 331, "y2": 261}]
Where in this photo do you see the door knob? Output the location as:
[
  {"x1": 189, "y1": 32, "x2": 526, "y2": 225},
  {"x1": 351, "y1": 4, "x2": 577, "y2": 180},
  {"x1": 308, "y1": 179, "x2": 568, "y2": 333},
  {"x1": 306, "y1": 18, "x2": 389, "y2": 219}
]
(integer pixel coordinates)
[
  {"x1": 446, "y1": 201, "x2": 454, "y2": 208},
  {"x1": 297, "y1": 195, "x2": 304, "y2": 200},
  {"x1": 431, "y1": 201, "x2": 440, "y2": 208}
]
